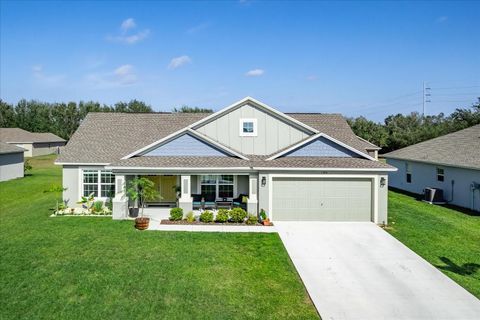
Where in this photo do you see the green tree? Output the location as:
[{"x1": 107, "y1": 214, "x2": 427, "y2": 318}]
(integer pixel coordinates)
[
  {"x1": 172, "y1": 105, "x2": 213, "y2": 113},
  {"x1": 0, "y1": 100, "x2": 16, "y2": 127}
]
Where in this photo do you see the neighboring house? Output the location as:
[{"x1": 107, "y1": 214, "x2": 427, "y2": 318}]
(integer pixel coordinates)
[
  {"x1": 384, "y1": 124, "x2": 480, "y2": 212},
  {"x1": 0, "y1": 142, "x2": 24, "y2": 182},
  {"x1": 55, "y1": 97, "x2": 396, "y2": 223},
  {"x1": 0, "y1": 128, "x2": 66, "y2": 157}
]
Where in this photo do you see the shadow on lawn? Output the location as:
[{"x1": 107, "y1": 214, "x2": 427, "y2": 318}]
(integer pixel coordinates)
[{"x1": 436, "y1": 257, "x2": 480, "y2": 276}]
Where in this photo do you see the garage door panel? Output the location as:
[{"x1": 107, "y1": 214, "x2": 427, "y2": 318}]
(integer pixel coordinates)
[{"x1": 272, "y1": 178, "x2": 372, "y2": 221}]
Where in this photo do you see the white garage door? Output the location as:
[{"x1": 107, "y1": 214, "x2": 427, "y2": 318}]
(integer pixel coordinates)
[{"x1": 272, "y1": 178, "x2": 372, "y2": 221}]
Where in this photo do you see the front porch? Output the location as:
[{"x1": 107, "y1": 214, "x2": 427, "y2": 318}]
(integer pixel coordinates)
[{"x1": 112, "y1": 173, "x2": 259, "y2": 220}]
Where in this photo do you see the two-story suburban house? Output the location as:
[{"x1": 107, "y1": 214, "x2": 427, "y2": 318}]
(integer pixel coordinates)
[
  {"x1": 384, "y1": 124, "x2": 480, "y2": 212},
  {"x1": 55, "y1": 97, "x2": 396, "y2": 223}
]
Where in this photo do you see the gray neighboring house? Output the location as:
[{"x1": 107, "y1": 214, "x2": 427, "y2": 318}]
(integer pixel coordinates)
[
  {"x1": 56, "y1": 97, "x2": 396, "y2": 223},
  {"x1": 384, "y1": 124, "x2": 480, "y2": 212},
  {"x1": 0, "y1": 128, "x2": 66, "y2": 157},
  {"x1": 0, "y1": 142, "x2": 24, "y2": 182}
]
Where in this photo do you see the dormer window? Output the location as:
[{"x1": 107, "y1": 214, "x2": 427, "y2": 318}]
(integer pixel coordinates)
[{"x1": 239, "y1": 118, "x2": 257, "y2": 137}]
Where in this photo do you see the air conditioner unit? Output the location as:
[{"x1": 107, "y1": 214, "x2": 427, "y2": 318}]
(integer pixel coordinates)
[{"x1": 424, "y1": 188, "x2": 445, "y2": 204}]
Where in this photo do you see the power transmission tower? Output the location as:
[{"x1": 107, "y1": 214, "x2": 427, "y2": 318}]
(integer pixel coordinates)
[{"x1": 422, "y1": 81, "x2": 431, "y2": 119}]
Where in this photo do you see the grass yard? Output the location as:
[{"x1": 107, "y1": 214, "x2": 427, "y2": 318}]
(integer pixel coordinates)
[
  {"x1": 0, "y1": 155, "x2": 318, "y2": 319},
  {"x1": 387, "y1": 190, "x2": 480, "y2": 298}
]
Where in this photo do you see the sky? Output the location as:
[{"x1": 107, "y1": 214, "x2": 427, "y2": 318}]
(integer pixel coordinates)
[{"x1": 1, "y1": 0, "x2": 479, "y2": 121}]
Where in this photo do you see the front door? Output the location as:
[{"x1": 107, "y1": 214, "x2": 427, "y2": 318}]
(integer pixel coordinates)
[{"x1": 146, "y1": 176, "x2": 177, "y2": 203}]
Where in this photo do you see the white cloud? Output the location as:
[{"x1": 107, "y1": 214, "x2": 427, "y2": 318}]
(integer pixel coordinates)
[
  {"x1": 32, "y1": 65, "x2": 66, "y2": 85},
  {"x1": 121, "y1": 18, "x2": 136, "y2": 32},
  {"x1": 107, "y1": 18, "x2": 149, "y2": 45},
  {"x1": 168, "y1": 55, "x2": 192, "y2": 69},
  {"x1": 245, "y1": 69, "x2": 264, "y2": 77},
  {"x1": 86, "y1": 64, "x2": 138, "y2": 88},
  {"x1": 436, "y1": 16, "x2": 448, "y2": 23}
]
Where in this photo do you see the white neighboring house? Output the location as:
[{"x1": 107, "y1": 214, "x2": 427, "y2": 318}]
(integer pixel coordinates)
[
  {"x1": 384, "y1": 124, "x2": 480, "y2": 212},
  {"x1": 0, "y1": 128, "x2": 66, "y2": 157},
  {"x1": 0, "y1": 142, "x2": 24, "y2": 182},
  {"x1": 56, "y1": 97, "x2": 396, "y2": 223}
]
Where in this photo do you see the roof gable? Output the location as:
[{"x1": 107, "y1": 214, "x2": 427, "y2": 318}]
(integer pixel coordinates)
[
  {"x1": 283, "y1": 136, "x2": 360, "y2": 158},
  {"x1": 267, "y1": 133, "x2": 375, "y2": 161},
  {"x1": 143, "y1": 133, "x2": 230, "y2": 157}
]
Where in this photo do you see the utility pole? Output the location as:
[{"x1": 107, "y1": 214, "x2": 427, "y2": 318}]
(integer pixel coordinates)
[{"x1": 422, "y1": 81, "x2": 431, "y2": 120}]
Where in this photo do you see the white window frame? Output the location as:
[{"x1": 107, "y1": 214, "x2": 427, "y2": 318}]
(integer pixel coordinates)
[
  {"x1": 405, "y1": 162, "x2": 412, "y2": 183},
  {"x1": 239, "y1": 118, "x2": 258, "y2": 137},
  {"x1": 198, "y1": 175, "x2": 237, "y2": 200},
  {"x1": 80, "y1": 169, "x2": 115, "y2": 200},
  {"x1": 436, "y1": 167, "x2": 445, "y2": 182}
]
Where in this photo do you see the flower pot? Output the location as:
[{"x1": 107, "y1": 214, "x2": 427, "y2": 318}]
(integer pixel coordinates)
[
  {"x1": 129, "y1": 207, "x2": 139, "y2": 218},
  {"x1": 263, "y1": 219, "x2": 271, "y2": 226},
  {"x1": 135, "y1": 217, "x2": 150, "y2": 230}
]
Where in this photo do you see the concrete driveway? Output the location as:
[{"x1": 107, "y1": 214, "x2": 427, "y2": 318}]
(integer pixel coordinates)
[{"x1": 276, "y1": 222, "x2": 480, "y2": 320}]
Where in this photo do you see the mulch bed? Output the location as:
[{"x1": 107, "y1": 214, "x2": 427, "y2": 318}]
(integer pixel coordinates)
[{"x1": 160, "y1": 220, "x2": 272, "y2": 227}]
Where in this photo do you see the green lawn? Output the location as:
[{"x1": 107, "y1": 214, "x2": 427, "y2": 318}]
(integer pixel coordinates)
[
  {"x1": 0, "y1": 155, "x2": 318, "y2": 320},
  {"x1": 387, "y1": 190, "x2": 480, "y2": 298}
]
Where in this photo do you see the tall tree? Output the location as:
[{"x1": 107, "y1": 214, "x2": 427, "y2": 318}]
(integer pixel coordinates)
[{"x1": 172, "y1": 105, "x2": 213, "y2": 113}]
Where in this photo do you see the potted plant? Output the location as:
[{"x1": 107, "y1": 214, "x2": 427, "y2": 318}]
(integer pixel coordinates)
[
  {"x1": 126, "y1": 177, "x2": 160, "y2": 230},
  {"x1": 259, "y1": 209, "x2": 271, "y2": 226}
]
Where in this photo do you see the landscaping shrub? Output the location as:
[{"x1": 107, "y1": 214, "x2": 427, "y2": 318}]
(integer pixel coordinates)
[
  {"x1": 246, "y1": 214, "x2": 258, "y2": 225},
  {"x1": 200, "y1": 210, "x2": 214, "y2": 223},
  {"x1": 185, "y1": 211, "x2": 195, "y2": 223},
  {"x1": 229, "y1": 207, "x2": 247, "y2": 223},
  {"x1": 169, "y1": 207, "x2": 183, "y2": 221},
  {"x1": 215, "y1": 209, "x2": 229, "y2": 223},
  {"x1": 92, "y1": 200, "x2": 104, "y2": 213}
]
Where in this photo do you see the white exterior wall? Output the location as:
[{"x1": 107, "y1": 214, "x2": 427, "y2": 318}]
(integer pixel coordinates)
[
  {"x1": 31, "y1": 142, "x2": 65, "y2": 157},
  {"x1": 196, "y1": 104, "x2": 310, "y2": 155},
  {"x1": 15, "y1": 143, "x2": 33, "y2": 157},
  {"x1": 387, "y1": 158, "x2": 480, "y2": 212},
  {"x1": 0, "y1": 152, "x2": 24, "y2": 182},
  {"x1": 62, "y1": 166, "x2": 80, "y2": 207}
]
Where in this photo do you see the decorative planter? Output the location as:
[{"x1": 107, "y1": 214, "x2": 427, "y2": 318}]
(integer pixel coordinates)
[
  {"x1": 263, "y1": 219, "x2": 272, "y2": 226},
  {"x1": 135, "y1": 217, "x2": 150, "y2": 230},
  {"x1": 129, "y1": 207, "x2": 139, "y2": 218}
]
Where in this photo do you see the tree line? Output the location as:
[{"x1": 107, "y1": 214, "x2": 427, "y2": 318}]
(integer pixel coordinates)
[
  {"x1": 0, "y1": 99, "x2": 213, "y2": 140},
  {"x1": 347, "y1": 98, "x2": 480, "y2": 152},
  {"x1": 1, "y1": 98, "x2": 479, "y2": 152}
]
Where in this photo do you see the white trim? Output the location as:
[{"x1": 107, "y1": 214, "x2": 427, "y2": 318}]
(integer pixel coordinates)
[
  {"x1": 267, "y1": 173, "x2": 380, "y2": 223},
  {"x1": 121, "y1": 128, "x2": 249, "y2": 160},
  {"x1": 266, "y1": 132, "x2": 376, "y2": 161},
  {"x1": 55, "y1": 162, "x2": 110, "y2": 166},
  {"x1": 188, "y1": 96, "x2": 319, "y2": 134},
  {"x1": 79, "y1": 168, "x2": 115, "y2": 201},
  {"x1": 105, "y1": 166, "x2": 397, "y2": 172},
  {"x1": 197, "y1": 174, "x2": 237, "y2": 200},
  {"x1": 239, "y1": 118, "x2": 258, "y2": 137}
]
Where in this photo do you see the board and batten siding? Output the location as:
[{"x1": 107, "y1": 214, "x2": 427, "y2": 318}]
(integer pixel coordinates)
[
  {"x1": 0, "y1": 152, "x2": 24, "y2": 181},
  {"x1": 285, "y1": 137, "x2": 358, "y2": 157},
  {"x1": 387, "y1": 158, "x2": 480, "y2": 212},
  {"x1": 195, "y1": 104, "x2": 310, "y2": 155},
  {"x1": 144, "y1": 133, "x2": 228, "y2": 157}
]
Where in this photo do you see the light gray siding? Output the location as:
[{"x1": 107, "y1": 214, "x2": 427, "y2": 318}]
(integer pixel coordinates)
[
  {"x1": 62, "y1": 166, "x2": 80, "y2": 207},
  {"x1": 387, "y1": 158, "x2": 480, "y2": 212},
  {"x1": 0, "y1": 152, "x2": 24, "y2": 182},
  {"x1": 285, "y1": 137, "x2": 358, "y2": 157},
  {"x1": 272, "y1": 178, "x2": 372, "y2": 221},
  {"x1": 195, "y1": 104, "x2": 310, "y2": 155},
  {"x1": 144, "y1": 133, "x2": 228, "y2": 157}
]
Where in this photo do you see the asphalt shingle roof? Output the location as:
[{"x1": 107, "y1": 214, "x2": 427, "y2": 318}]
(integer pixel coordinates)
[
  {"x1": 57, "y1": 111, "x2": 391, "y2": 170},
  {"x1": 383, "y1": 124, "x2": 480, "y2": 170},
  {"x1": 0, "y1": 141, "x2": 25, "y2": 155},
  {"x1": 0, "y1": 128, "x2": 66, "y2": 143}
]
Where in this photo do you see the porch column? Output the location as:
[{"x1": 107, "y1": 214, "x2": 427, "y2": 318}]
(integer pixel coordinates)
[
  {"x1": 178, "y1": 175, "x2": 193, "y2": 212},
  {"x1": 247, "y1": 174, "x2": 258, "y2": 215},
  {"x1": 112, "y1": 174, "x2": 128, "y2": 220}
]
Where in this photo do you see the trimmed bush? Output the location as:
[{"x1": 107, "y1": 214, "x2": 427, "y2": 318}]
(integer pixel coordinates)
[
  {"x1": 215, "y1": 209, "x2": 229, "y2": 223},
  {"x1": 229, "y1": 207, "x2": 247, "y2": 223},
  {"x1": 92, "y1": 200, "x2": 104, "y2": 213},
  {"x1": 200, "y1": 210, "x2": 214, "y2": 223},
  {"x1": 246, "y1": 214, "x2": 258, "y2": 225},
  {"x1": 169, "y1": 207, "x2": 183, "y2": 221},
  {"x1": 185, "y1": 211, "x2": 195, "y2": 223}
]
